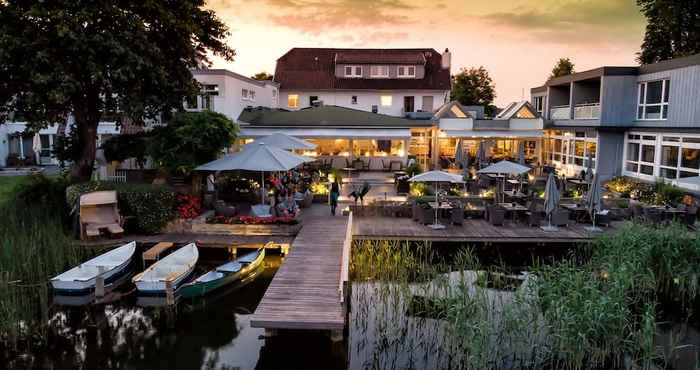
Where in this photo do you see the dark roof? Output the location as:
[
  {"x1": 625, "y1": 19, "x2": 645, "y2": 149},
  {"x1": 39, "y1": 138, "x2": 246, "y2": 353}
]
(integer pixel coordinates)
[
  {"x1": 238, "y1": 105, "x2": 433, "y2": 128},
  {"x1": 192, "y1": 69, "x2": 279, "y2": 87},
  {"x1": 531, "y1": 53, "x2": 700, "y2": 92},
  {"x1": 274, "y1": 48, "x2": 451, "y2": 91},
  {"x1": 335, "y1": 50, "x2": 426, "y2": 65}
]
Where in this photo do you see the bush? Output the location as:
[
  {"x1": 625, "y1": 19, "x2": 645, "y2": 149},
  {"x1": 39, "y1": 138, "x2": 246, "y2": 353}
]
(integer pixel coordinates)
[
  {"x1": 101, "y1": 133, "x2": 149, "y2": 166},
  {"x1": 66, "y1": 182, "x2": 176, "y2": 234},
  {"x1": 404, "y1": 161, "x2": 423, "y2": 177}
]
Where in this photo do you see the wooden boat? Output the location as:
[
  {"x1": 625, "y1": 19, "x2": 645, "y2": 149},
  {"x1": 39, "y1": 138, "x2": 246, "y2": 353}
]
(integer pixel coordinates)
[
  {"x1": 132, "y1": 243, "x2": 199, "y2": 295},
  {"x1": 50, "y1": 241, "x2": 136, "y2": 295},
  {"x1": 179, "y1": 246, "x2": 266, "y2": 299}
]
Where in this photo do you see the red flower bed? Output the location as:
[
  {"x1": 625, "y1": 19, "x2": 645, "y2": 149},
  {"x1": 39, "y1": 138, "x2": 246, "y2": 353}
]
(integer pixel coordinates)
[
  {"x1": 207, "y1": 215, "x2": 299, "y2": 225},
  {"x1": 176, "y1": 194, "x2": 202, "y2": 219}
]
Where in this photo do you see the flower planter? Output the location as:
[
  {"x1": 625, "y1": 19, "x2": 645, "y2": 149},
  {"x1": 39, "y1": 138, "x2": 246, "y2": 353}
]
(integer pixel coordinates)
[{"x1": 191, "y1": 222, "x2": 302, "y2": 236}]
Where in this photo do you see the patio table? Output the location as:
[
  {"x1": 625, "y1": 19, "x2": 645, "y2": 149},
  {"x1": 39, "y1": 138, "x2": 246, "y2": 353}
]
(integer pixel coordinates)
[
  {"x1": 498, "y1": 202, "x2": 528, "y2": 223},
  {"x1": 464, "y1": 204, "x2": 485, "y2": 218},
  {"x1": 502, "y1": 190, "x2": 527, "y2": 199},
  {"x1": 561, "y1": 203, "x2": 587, "y2": 222}
]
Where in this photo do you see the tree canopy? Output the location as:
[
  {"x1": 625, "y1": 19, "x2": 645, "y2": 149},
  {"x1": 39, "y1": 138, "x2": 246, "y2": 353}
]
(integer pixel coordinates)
[
  {"x1": 549, "y1": 58, "x2": 575, "y2": 79},
  {"x1": 251, "y1": 72, "x2": 274, "y2": 81},
  {"x1": 0, "y1": 1, "x2": 235, "y2": 181},
  {"x1": 637, "y1": 0, "x2": 700, "y2": 64},
  {"x1": 147, "y1": 111, "x2": 238, "y2": 176},
  {"x1": 450, "y1": 67, "x2": 497, "y2": 116}
]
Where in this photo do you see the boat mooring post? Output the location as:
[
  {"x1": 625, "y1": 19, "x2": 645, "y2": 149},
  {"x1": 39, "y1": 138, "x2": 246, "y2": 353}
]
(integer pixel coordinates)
[
  {"x1": 165, "y1": 281, "x2": 175, "y2": 306},
  {"x1": 95, "y1": 266, "x2": 106, "y2": 298}
]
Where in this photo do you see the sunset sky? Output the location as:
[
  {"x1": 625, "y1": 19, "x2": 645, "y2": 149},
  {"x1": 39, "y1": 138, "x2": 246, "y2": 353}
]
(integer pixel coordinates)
[{"x1": 206, "y1": 0, "x2": 647, "y2": 106}]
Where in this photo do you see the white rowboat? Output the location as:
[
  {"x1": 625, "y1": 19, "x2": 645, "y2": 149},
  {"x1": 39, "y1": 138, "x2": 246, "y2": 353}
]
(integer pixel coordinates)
[
  {"x1": 50, "y1": 241, "x2": 136, "y2": 294},
  {"x1": 132, "y1": 243, "x2": 199, "y2": 295}
]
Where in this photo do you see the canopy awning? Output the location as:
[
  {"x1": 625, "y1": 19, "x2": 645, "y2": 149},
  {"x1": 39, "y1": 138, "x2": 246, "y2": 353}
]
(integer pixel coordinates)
[
  {"x1": 240, "y1": 127, "x2": 411, "y2": 140},
  {"x1": 442, "y1": 130, "x2": 543, "y2": 138}
]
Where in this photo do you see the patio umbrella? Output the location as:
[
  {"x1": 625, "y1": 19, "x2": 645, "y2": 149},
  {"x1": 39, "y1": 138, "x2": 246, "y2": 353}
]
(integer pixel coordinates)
[
  {"x1": 518, "y1": 142, "x2": 526, "y2": 165},
  {"x1": 409, "y1": 171, "x2": 464, "y2": 230},
  {"x1": 476, "y1": 141, "x2": 486, "y2": 169},
  {"x1": 244, "y1": 132, "x2": 316, "y2": 151},
  {"x1": 455, "y1": 139, "x2": 464, "y2": 167},
  {"x1": 541, "y1": 172, "x2": 560, "y2": 231},
  {"x1": 478, "y1": 160, "x2": 531, "y2": 203},
  {"x1": 584, "y1": 174, "x2": 603, "y2": 232},
  {"x1": 585, "y1": 151, "x2": 594, "y2": 184},
  {"x1": 196, "y1": 142, "x2": 312, "y2": 204},
  {"x1": 462, "y1": 150, "x2": 471, "y2": 180}
]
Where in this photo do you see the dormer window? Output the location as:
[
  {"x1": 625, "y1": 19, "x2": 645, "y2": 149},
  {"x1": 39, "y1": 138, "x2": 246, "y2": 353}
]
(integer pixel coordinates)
[
  {"x1": 344, "y1": 65, "x2": 362, "y2": 78},
  {"x1": 370, "y1": 65, "x2": 389, "y2": 78},
  {"x1": 397, "y1": 65, "x2": 416, "y2": 78}
]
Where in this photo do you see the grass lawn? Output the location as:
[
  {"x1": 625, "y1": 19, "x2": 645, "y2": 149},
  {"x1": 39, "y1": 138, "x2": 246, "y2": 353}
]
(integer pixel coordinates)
[{"x1": 0, "y1": 176, "x2": 27, "y2": 203}]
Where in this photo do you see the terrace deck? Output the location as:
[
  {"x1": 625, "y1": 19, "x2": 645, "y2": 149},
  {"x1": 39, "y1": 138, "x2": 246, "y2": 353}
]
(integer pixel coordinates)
[
  {"x1": 353, "y1": 217, "x2": 621, "y2": 244},
  {"x1": 250, "y1": 215, "x2": 349, "y2": 331}
]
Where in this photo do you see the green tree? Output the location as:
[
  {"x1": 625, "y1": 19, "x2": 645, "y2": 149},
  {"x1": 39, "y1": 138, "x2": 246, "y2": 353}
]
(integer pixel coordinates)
[
  {"x1": 148, "y1": 111, "x2": 238, "y2": 176},
  {"x1": 450, "y1": 67, "x2": 497, "y2": 116},
  {"x1": 637, "y1": 0, "x2": 700, "y2": 64},
  {"x1": 251, "y1": 72, "x2": 274, "y2": 81},
  {"x1": 549, "y1": 58, "x2": 575, "y2": 79},
  {"x1": 0, "y1": 1, "x2": 235, "y2": 181}
]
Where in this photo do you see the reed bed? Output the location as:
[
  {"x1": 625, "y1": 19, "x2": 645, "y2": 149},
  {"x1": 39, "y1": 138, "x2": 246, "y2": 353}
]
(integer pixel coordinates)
[
  {"x1": 349, "y1": 222, "x2": 700, "y2": 370},
  {"x1": 0, "y1": 195, "x2": 84, "y2": 347}
]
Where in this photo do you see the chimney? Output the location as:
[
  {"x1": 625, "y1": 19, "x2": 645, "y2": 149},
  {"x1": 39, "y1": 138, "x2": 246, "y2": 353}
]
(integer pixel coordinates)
[{"x1": 441, "y1": 48, "x2": 451, "y2": 70}]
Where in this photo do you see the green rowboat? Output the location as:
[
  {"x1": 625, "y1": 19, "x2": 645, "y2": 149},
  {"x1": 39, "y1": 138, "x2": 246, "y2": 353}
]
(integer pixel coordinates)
[{"x1": 179, "y1": 247, "x2": 265, "y2": 299}]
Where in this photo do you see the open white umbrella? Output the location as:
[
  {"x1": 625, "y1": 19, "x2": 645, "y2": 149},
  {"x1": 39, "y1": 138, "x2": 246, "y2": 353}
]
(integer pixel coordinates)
[
  {"x1": 541, "y1": 172, "x2": 560, "y2": 231},
  {"x1": 478, "y1": 160, "x2": 531, "y2": 203},
  {"x1": 196, "y1": 142, "x2": 312, "y2": 204},
  {"x1": 244, "y1": 132, "x2": 316, "y2": 151},
  {"x1": 584, "y1": 174, "x2": 603, "y2": 232},
  {"x1": 409, "y1": 171, "x2": 463, "y2": 230}
]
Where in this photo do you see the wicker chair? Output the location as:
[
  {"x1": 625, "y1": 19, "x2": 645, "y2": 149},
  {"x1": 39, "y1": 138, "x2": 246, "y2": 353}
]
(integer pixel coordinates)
[
  {"x1": 451, "y1": 205, "x2": 464, "y2": 225},
  {"x1": 684, "y1": 206, "x2": 697, "y2": 226},
  {"x1": 487, "y1": 205, "x2": 505, "y2": 226},
  {"x1": 412, "y1": 203, "x2": 421, "y2": 221},
  {"x1": 419, "y1": 206, "x2": 435, "y2": 225},
  {"x1": 551, "y1": 209, "x2": 570, "y2": 227}
]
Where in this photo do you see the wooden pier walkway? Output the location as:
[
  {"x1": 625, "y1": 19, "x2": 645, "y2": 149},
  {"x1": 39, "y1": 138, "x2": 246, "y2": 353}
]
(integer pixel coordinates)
[{"x1": 251, "y1": 215, "x2": 350, "y2": 332}]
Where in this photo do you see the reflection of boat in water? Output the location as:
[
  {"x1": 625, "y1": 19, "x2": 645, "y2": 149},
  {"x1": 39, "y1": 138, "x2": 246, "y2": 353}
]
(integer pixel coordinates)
[
  {"x1": 180, "y1": 246, "x2": 266, "y2": 299},
  {"x1": 50, "y1": 241, "x2": 136, "y2": 295},
  {"x1": 133, "y1": 243, "x2": 199, "y2": 296},
  {"x1": 137, "y1": 295, "x2": 178, "y2": 307},
  {"x1": 53, "y1": 293, "x2": 96, "y2": 306}
]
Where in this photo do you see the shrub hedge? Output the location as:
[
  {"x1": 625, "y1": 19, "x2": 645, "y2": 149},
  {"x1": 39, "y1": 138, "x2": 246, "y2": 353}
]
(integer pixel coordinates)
[{"x1": 66, "y1": 182, "x2": 176, "y2": 234}]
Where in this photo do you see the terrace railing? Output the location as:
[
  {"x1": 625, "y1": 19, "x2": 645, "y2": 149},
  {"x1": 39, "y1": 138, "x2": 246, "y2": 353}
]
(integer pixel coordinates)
[
  {"x1": 550, "y1": 105, "x2": 571, "y2": 120},
  {"x1": 574, "y1": 103, "x2": 601, "y2": 120}
]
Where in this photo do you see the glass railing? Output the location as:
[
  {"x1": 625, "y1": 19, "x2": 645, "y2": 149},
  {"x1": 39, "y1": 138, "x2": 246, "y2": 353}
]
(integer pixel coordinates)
[
  {"x1": 550, "y1": 106, "x2": 571, "y2": 120},
  {"x1": 574, "y1": 103, "x2": 600, "y2": 120}
]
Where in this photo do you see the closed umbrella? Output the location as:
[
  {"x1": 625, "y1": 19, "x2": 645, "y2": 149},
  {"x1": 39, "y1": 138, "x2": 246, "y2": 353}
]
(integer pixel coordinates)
[
  {"x1": 455, "y1": 139, "x2": 464, "y2": 166},
  {"x1": 409, "y1": 171, "x2": 463, "y2": 230},
  {"x1": 541, "y1": 172, "x2": 560, "y2": 231},
  {"x1": 196, "y1": 142, "x2": 311, "y2": 204},
  {"x1": 585, "y1": 151, "x2": 594, "y2": 184},
  {"x1": 584, "y1": 174, "x2": 603, "y2": 232},
  {"x1": 244, "y1": 132, "x2": 316, "y2": 151},
  {"x1": 518, "y1": 142, "x2": 526, "y2": 165},
  {"x1": 476, "y1": 141, "x2": 485, "y2": 169},
  {"x1": 462, "y1": 150, "x2": 471, "y2": 180}
]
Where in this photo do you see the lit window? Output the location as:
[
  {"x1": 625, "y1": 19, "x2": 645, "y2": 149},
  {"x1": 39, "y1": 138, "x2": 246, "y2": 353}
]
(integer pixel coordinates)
[
  {"x1": 288, "y1": 94, "x2": 299, "y2": 108},
  {"x1": 371, "y1": 65, "x2": 389, "y2": 78},
  {"x1": 380, "y1": 95, "x2": 392, "y2": 107},
  {"x1": 397, "y1": 65, "x2": 416, "y2": 78},
  {"x1": 344, "y1": 65, "x2": 362, "y2": 78},
  {"x1": 637, "y1": 79, "x2": 669, "y2": 120}
]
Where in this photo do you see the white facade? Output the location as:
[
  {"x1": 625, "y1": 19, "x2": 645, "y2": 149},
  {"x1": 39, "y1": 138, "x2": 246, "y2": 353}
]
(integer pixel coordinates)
[
  {"x1": 278, "y1": 90, "x2": 448, "y2": 117},
  {"x1": 191, "y1": 69, "x2": 279, "y2": 122}
]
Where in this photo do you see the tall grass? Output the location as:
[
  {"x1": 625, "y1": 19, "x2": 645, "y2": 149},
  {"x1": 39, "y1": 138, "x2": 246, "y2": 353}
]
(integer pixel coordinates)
[
  {"x1": 349, "y1": 223, "x2": 700, "y2": 370},
  {"x1": 0, "y1": 184, "x2": 85, "y2": 347}
]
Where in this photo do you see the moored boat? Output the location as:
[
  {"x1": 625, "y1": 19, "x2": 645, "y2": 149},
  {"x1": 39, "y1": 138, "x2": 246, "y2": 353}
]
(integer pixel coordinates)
[
  {"x1": 50, "y1": 241, "x2": 136, "y2": 295},
  {"x1": 179, "y1": 246, "x2": 265, "y2": 299},
  {"x1": 132, "y1": 243, "x2": 199, "y2": 295}
]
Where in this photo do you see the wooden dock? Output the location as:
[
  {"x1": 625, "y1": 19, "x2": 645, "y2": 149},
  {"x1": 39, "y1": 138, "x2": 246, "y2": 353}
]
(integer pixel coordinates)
[
  {"x1": 250, "y1": 215, "x2": 349, "y2": 332},
  {"x1": 353, "y1": 217, "x2": 621, "y2": 244}
]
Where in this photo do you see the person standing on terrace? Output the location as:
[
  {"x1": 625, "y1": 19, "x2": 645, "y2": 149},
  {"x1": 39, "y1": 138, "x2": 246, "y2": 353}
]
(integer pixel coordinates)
[{"x1": 330, "y1": 179, "x2": 340, "y2": 216}]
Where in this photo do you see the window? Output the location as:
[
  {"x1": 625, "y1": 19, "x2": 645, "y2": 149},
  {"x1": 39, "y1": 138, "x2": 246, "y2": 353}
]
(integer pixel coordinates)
[
  {"x1": 380, "y1": 95, "x2": 392, "y2": 107},
  {"x1": 370, "y1": 65, "x2": 389, "y2": 78},
  {"x1": 637, "y1": 79, "x2": 669, "y2": 120},
  {"x1": 397, "y1": 65, "x2": 416, "y2": 78},
  {"x1": 533, "y1": 96, "x2": 544, "y2": 113},
  {"x1": 185, "y1": 95, "x2": 198, "y2": 110},
  {"x1": 660, "y1": 145, "x2": 679, "y2": 179},
  {"x1": 203, "y1": 84, "x2": 219, "y2": 96},
  {"x1": 249, "y1": 91, "x2": 256, "y2": 101},
  {"x1": 309, "y1": 96, "x2": 319, "y2": 106},
  {"x1": 351, "y1": 96, "x2": 358, "y2": 105},
  {"x1": 371, "y1": 105, "x2": 378, "y2": 113},
  {"x1": 241, "y1": 89, "x2": 249, "y2": 100},
  {"x1": 344, "y1": 65, "x2": 362, "y2": 78},
  {"x1": 288, "y1": 94, "x2": 299, "y2": 108},
  {"x1": 242, "y1": 89, "x2": 256, "y2": 101}
]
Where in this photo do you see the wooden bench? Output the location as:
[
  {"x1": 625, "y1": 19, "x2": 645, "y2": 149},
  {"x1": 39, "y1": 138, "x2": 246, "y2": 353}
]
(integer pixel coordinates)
[{"x1": 142, "y1": 242, "x2": 174, "y2": 267}]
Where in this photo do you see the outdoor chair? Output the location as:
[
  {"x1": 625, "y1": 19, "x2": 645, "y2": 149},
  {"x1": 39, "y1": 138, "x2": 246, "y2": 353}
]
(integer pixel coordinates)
[
  {"x1": 525, "y1": 208, "x2": 543, "y2": 227},
  {"x1": 487, "y1": 205, "x2": 505, "y2": 226},
  {"x1": 353, "y1": 159, "x2": 363, "y2": 170},
  {"x1": 631, "y1": 203, "x2": 644, "y2": 220},
  {"x1": 79, "y1": 190, "x2": 124, "y2": 240},
  {"x1": 362, "y1": 158, "x2": 372, "y2": 171},
  {"x1": 412, "y1": 203, "x2": 421, "y2": 221},
  {"x1": 381, "y1": 159, "x2": 391, "y2": 172},
  {"x1": 684, "y1": 206, "x2": 697, "y2": 227},
  {"x1": 594, "y1": 212, "x2": 611, "y2": 227},
  {"x1": 299, "y1": 192, "x2": 313, "y2": 208},
  {"x1": 643, "y1": 208, "x2": 664, "y2": 224},
  {"x1": 419, "y1": 206, "x2": 435, "y2": 225},
  {"x1": 451, "y1": 206, "x2": 464, "y2": 225},
  {"x1": 251, "y1": 204, "x2": 273, "y2": 218},
  {"x1": 215, "y1": 201, "x2": 238, "y2": 217},
  {"x1": 551, "y1": 209, "x2": 570, "y2": 227}
]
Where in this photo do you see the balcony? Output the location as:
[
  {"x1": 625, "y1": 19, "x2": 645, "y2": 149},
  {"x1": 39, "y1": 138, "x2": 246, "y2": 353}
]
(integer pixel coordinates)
[
  {"x1": 573, "y1": 103, "x2": 600, "y2": 120},
  {"x1": 550, "y1": 105, "x2": 571, "y2": 120}
]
